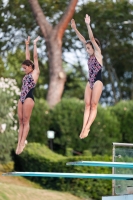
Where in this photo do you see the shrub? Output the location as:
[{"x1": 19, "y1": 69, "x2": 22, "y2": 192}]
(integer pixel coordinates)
[
  {"x1": 29, "y1": 98, "x2": 51, "y2": 144},
  {"x1": 0, "y1": 161, "x2": 14, "y2": 172},
  {"x1": 49, "y1": 98, "x2": 84, "y2": 154},
  {"x1": 111, "y1": 100, "x2": 133, "y2": 143},
  {"x1": 49, "y1": 98, "x2": 120, "y2": 155},
  {"x1": 24, "y1": 97, "x2": 123, "y2": 156},
  {"x1": 88, "y1": 105, "x2": 121, "y2": 155},
  {"x1": 0, "y1": 131, "x2": 16, "y2": 163},
  {"x1": 0, "y1": 78, "x2": 19, "y2": 164}
]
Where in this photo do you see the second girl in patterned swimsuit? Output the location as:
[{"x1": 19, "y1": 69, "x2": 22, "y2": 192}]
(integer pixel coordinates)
[
  {"x1": 16, "y1": 36, "x2": 40, "y2": 154},
  {"x1": 71, "y1": 14, "x2": 103, "y2": 139}
]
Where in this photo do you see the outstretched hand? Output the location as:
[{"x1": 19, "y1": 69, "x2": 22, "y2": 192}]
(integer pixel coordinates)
[
  {"x1": 85, "y1": 14, "x2": 90, "y2": 25},
  {"x1": 25, "y1": 36, "x2": 30, "y2": 45},
  {"x1": 71, "y1": 19, "x2": 76, "y2": 30},
  {"x1": 33, "y1": 36, "x2": 40, "y2": 44}
]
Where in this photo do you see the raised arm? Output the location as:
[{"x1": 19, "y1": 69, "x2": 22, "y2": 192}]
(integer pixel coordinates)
[
  {"x1": 25, "y1": 36, "x2": 30, "y2": 60},
  {"x1": 85, "y1": 14, "x2": 101, "y2": 53},
  {"x1": 71, "y1": 19, "x2": 86, "y2": 45},
  {"x1": 33, "y1": 36, "x2": 40, "y2": 74}
]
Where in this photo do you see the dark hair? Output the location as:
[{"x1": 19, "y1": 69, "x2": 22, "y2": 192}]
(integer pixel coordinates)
[
  {"x1": 22, "y1": 60, "x2": 35, "y2": 69},
  {"x1": 86, "y1": 38, "x2": 101, "y2": 49}
]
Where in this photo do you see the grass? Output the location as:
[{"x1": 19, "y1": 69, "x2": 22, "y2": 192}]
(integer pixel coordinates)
[
  {"x1": 0, "y1": 172, "x2": 42, "y2": 189},
  {"x1": 0, "y1": 172, "x2": 88, "y2": 200},
  {"x1": 0, "y1": 182, "x2": 83, "y2": 200},
  {"x1": 0, "y1": 157, "x2": 92, "y2": 200}
]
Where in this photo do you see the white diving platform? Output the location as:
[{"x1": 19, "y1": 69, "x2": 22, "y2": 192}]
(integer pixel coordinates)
[
  {"x1": 102, "y1": 194, "x2": 133, "y2": 200},
  {"x1": 2, "y1": 172, "x2": 133, "y2": 180},
  {"x1": 66, "y1": 161, "x2": 133, "y2": 168}
]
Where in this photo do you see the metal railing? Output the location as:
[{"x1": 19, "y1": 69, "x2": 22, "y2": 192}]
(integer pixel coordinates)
[{"x1": 112, "y1": 142, "x2": 133, "y2": 196}]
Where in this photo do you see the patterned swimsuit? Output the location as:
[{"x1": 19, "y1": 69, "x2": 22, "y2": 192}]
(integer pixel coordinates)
[
  {"x1": 88, "y1": 55, "x2": 102, "y2": 89},
  {"x1": 20, "y1": 73, "x2": 36, "y2": 103}
]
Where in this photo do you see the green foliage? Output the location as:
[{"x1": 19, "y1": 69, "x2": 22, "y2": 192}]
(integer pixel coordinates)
[
  {"x1": 14, "y1": 97, "x2": 133, "y2": 156},
  {"x1": 83, "y1": 150, "x2": 92, "y2": 157},
  {"x1": 49, "y1": 98, "x2": 120, "y2": 155},
  {"x1": 89, "y1": 105, "x2": 121, "y2": 155},
  {"x1": 14, "y1": 143, "x2": 112, "y2": 200},
  {"x1": 0, "y1": 57, "x2": 5, "y2": 76},
  {"x1": 49, "y1": 98, "x2": 84, "y2": 154},
  {"x1": 66, "y1": 147, "x2": 73, "y2": 157},
  {"x1": 3, "y1": 50, "x2": 25, "y2": 87},
  {"x1": 111, "y1": 100, "x2": 133, "y2": 143},
  {"x1": 28, "y1": 98, "x2": 51, "y2": 144},
  {"x1": 0, "y1": 161, "x2": 14, "y2": 172},
  {"x1": 0, "y1": 89, "x2": 12, "y2": 123},
  {"x1": 1, "y1": 1, "x2": 133, "y2": 103},
  {"x1": 0, "y1": 78, "x2": 19, "y2": 163},
  {"x1": 0, "y1": 131, "x2": 16, "y2": 163},
  {"x1": 63, "y1": 64, "x2": 87, "y2": 99},
  {"x1": 22, "y1": 143, "x2": 65, "y2": 161}
]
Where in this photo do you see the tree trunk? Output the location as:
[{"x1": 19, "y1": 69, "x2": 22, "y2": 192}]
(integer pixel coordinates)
[
  {"x1": 45, "y1": 35, "x2": 66, "y2": 107},
  {"x1": 28, "y1": 0, "x2": 78, "y2": 107}
]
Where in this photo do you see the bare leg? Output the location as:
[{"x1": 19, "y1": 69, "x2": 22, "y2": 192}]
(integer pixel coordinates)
[
  {"x1": 79, "y1": 82, "x2": 92, "y2": 138},
  {"x1": 80, "y1": 81, "x2": 103, "y2": 139},
  {"x1": 16, "y1": 100, "x2": 23, "y2": 154},
  {"x1": 17, "y1": 98, "x2": 34, "y2": 154}
]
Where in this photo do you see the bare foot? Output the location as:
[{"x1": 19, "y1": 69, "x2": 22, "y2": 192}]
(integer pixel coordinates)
[
  {"x1": 15, "y1": 144, "x2": 19, "y2": 155},
  {"x1": 17, "y1": 143, "x2": 25, "y2": 155},
  {"x1": 79, "y1": 129, "x2": 84, "y2": 138},
  {"x1": 79, "y1": 128, "x2": 90, "y2": 139},
  {"x1": 17, "y1": 140, "x2": 28, "y2": 155}
]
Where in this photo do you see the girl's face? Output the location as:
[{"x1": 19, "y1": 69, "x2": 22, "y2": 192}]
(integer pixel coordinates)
[
  {"x1": 22, "y1": 65, "x2": 33, "y2": 74},
  {"x1": 86, "y1": 43, "x2": 94, "y2": 56}
]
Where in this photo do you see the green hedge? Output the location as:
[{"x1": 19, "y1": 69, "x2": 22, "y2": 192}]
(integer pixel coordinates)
[
  {"x1": 49, "y1": 98, "x2": 120, "y2": 155},
  {"x1": 49, "y1": 98, "x2": 84, "y2": 154},
  {"x1": 26, "y1": 98, "x2": 133, "y2": 156},
  {"x1": 28, "y1": 98, "x2": 51, "y2": 144},
  {"x1": 111, "y1": 100, "x2": 133, "y2": 143},
  {"x1": 15, "y1": 143, "x2": 112, "y2": 200}
]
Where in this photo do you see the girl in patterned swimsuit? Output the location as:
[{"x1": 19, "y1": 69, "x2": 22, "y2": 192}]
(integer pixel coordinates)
[
  {"x1": 16, "y1": 36, "x2": 40, "y2": 154},
  {"x1": 71, "y1": 14, "x2": 103, "y2": 139}
]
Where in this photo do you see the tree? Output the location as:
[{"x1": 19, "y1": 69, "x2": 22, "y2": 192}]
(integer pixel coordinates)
[
  {"x1": 1, "y1": 0, "x2": 78, "y2": 107},
  {"x1": 1, "y1": 0, "x2": 133, "y2": 105},
  {"x1": 28, "y1": 0, "x2": 78, "y2": 107}
]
